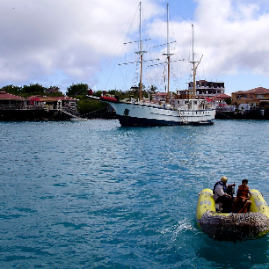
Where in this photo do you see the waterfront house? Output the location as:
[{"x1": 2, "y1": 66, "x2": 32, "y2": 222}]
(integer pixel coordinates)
[
  {"x1": 231, "y1": 87, "x2": 269, "y2": 110},
  {"x1": 0, "y1": 92, "x2": 79, "y2": 120},
  {"x1": 28, "y1": 95, "x2": 78, "y2": 110},
  {"x1": 0, "y1": 91, "x2": 78, "y2": 110},
  {"x1": 0, "y1": 91, "x2": 25, "y2": 109}
]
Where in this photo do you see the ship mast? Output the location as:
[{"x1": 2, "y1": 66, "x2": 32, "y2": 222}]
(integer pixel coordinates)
[
  {"x1": 190, "y1": 24, "x2": 202, "y2": 99},
  {"x1": 137, "y1": 2, "x2": 145, "y2": 101},
  {"x1": 163, "y1": 3, "x2": 172, "y2": 103},
  {"x1": 119, "y1": 2, "x2": 148, "y2": 101}
]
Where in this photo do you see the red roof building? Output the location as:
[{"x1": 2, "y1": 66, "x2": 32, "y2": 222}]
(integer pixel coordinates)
[
  {"x1": 0, "y1": 91, "x2": 24, "y2": 109},
  {"x1": 212, "y1": 93, "x2": 231, "y2": 101},
  {"x1": 0, "y1": 91, "x2": 24, "y2": 100},
  {"x1": 231, "y1": 87, "x2": 269, "y2": 108},
  {"x1": 0, "y1": 92, "x2": 78, "y2": 110}
]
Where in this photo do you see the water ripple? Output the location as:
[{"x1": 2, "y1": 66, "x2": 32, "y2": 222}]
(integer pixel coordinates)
[{"x1": 1, "y1": 120, "x2": 269, "y2": 268}]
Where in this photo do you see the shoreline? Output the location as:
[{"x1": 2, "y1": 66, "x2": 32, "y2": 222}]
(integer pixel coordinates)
[{"x1": 1, "y1": 108, "x2": 268, "y2": 121}]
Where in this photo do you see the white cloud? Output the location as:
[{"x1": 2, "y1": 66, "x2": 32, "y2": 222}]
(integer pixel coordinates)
[
  {"x1": 191, "y1": 0, "x2": 269, "y2": 77},
  {"x1": 0, "y1": 0, "x2": 162, "y2": 89},
  {"x1": 142, "y1": 0, "x2": 269, "y2": 94},
  {"x1": 1, "y1": 0, "x2": 269, "y2": 93}
]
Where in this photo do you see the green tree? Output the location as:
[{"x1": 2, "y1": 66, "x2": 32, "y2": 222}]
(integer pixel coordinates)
[
  {"x1": 108, "y1": 90, "x2": 116, "y2": 95},
  {"x1": 45, "y1": 86, "x2": 64, "y2": 96},
  {"x1": 94, "y1": 90, "x2": 103, "y2": 97},
  {"x1": 66, "y1": 83, "x2": 88, "y2": 97},
  {"x1": 1, "y1": 84, "x2": 22, "y2": 95},
  {"x1": 50, "y1": 92, "x2": 64, "y2": 97},
  {"x1": 1, "y1": 83, "x2": 65, "y2": 97},
  {"x1": 77, "y1": 99, "x2": 107, "y2": 115},
  {"x1": 149, "y1": 85, "x2": 157, "y2": 94},
  {"x1": 21, "y1": 83, "x2": 46, "y2": 96}
]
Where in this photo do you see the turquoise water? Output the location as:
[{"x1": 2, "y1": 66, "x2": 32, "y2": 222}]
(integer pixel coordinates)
[{"x1": 1, "y1": 119, "x2": 269, "y2": 268}]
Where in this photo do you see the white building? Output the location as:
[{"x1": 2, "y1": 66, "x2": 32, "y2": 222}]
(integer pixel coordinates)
[{"x1": 177, "y1": 80, "x2": 225, "y2": 98}]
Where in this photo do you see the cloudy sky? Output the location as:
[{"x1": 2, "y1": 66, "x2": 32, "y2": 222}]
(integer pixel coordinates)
[{"x1": 1, "y1": 0, "x2": 269, "y2": 94}]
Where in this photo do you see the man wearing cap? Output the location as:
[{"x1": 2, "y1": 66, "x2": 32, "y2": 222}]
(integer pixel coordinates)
[{"x1": 213, "y1": 176, "x2": 235, "y2": 212}]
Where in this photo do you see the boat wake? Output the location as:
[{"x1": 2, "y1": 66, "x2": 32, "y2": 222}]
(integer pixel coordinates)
[{"x1": 160, "y1": 219, "x2": 194, "y2": 241}]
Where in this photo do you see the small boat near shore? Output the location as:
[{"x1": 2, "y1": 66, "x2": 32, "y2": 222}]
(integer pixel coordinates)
[{"x1": 196, "y1": 188, "x2": 269, "y2": 242}]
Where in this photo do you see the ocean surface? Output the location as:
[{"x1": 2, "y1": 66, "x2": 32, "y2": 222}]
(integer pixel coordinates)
[{"x1": 1, "y1": 119, "x2": 269, "y2": 268}]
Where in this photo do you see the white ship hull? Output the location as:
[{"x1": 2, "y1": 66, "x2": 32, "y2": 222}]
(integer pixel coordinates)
[{"x1": 92, "y1": 97, "x2": 216, "y2": 126}]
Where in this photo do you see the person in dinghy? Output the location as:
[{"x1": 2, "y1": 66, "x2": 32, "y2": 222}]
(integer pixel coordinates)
[
  {"x1": 236, "y1": 179, "x2": 252, "y2": 213},
  {"x1": 213, "y1": 176, "x2": 235, "y2": 213}
]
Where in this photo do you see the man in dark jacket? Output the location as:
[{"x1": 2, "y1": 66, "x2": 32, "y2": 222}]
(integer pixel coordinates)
[{"x1": 213, "y1": 176, "x2": 234, "y2": 212}]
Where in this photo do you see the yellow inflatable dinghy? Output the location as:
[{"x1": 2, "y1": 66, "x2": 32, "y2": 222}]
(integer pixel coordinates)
[{"x1": 196, "y1": 188, "x2": 269, "y2": 241}]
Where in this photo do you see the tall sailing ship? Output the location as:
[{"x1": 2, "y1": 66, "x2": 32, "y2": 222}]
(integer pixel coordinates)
[{"x1": 88, "y1": 2, "x2": 216, "y2": 126}]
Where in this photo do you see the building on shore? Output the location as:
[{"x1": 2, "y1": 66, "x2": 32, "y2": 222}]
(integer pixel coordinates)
[
  {"x1": 0, "y1": 91, "x2": 79, "y2": 121},
  {"x1": 151, "y1": 80, "x2": 226, "y2": 102},
  {"x1": 214, "y1": 87, "x2": 269, "y2": 119},
  {"x1": 177, "y1": 80, "x2": 225, "y2": 98},
  {"x1": 0, "y1": 91, "x2": 25, "y2": 108},
  {"x1": 231, "y1": 87, "x2": 269, "y2": 110}
]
